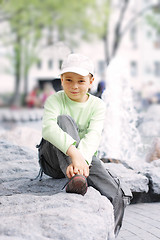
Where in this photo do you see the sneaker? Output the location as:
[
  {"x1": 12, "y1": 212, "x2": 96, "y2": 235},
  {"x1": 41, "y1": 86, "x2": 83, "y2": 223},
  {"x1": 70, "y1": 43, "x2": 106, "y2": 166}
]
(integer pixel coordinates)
[{"x1": 65, "y1": 174, "x2": 88, "y2": 196}]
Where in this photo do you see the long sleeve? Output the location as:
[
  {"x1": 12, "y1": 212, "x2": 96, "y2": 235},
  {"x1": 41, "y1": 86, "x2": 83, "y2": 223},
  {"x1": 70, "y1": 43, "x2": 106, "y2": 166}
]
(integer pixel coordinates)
[
  {"x1": 42, "y1": 91, "x2": 106, "y2": 165},
  {"x1": 42, "y1": 93, "x2": 76, "y2": 154},
  {"x1": 77, "y1": 100, "x2": 106, "y2": 164}
]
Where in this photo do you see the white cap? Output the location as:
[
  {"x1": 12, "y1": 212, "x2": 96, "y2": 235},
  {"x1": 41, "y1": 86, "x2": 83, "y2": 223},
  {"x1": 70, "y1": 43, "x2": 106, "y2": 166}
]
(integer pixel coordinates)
[{"x1": 60, "y1": 53, "x2": 94, "y2": 76}]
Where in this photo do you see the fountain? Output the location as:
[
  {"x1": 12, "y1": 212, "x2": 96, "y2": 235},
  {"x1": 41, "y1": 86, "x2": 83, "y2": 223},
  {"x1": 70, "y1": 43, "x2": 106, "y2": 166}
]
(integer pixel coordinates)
[
  {"x1": 99, "y1": 57, "x2": 145, "y2": 164},
  {"x1": 97, "y1": 57, "x2": 160, "y2": 197}
]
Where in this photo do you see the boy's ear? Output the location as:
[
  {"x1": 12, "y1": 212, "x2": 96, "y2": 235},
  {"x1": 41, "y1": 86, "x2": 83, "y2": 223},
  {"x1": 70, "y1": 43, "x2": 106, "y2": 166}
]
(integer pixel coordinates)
[{"x1": 60, "y1": 75, "x2": 63, "y2": 85}]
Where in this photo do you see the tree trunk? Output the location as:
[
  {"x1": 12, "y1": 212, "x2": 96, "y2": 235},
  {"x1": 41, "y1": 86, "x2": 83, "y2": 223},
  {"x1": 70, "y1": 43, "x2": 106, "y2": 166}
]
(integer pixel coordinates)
[
  {"x1": 103, "y1": 34, "x2": 110, "y2": 66},
  {"x1": 10, "y1": 34, "x2": 22, "y2": 107},
  {"x1": 105, "y1": 1, "x2": 157, "y2": 63},
  {"x1": 111, "y1": 0, "x2": 129, "y2": 58},
  {"x1": 22, "y1": 73, "x2": 28, "y2": 106}
]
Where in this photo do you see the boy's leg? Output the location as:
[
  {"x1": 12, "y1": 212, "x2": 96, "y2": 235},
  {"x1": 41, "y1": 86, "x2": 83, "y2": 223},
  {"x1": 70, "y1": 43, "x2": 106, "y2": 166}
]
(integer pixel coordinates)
[
  {"x1": 40, "y1": 115, "x2": 80, "y2": 178},
  {"x1": 56, "y1": 115, "x2": 88, "y2": 195},
  {"x1": 87, "y1": 156, "x2": 126, "y2": 236},
  {"x1": 55, "y1": 115, "x2": 81, "y2": 176}
]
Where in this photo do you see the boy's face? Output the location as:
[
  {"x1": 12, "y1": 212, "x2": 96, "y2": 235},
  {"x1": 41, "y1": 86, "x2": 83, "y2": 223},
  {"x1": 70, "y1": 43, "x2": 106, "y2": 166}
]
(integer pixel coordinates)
[{"x1": 61, "y1": 72, "x2": 94, "y2": 102}]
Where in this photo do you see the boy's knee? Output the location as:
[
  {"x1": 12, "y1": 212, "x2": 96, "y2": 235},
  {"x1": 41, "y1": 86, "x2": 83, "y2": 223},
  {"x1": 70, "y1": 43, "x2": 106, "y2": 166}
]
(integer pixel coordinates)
[
  {"x1": 57, "y1": 115, "x2": 78, "y2": 129},
  {"x1": 57, "y1": 115, "x2": 75, "y2": 129},
  {"x1": 57, "y1": 115, "x2": 72, "y2": 124},
  {"x1": 57, "y1": 115, "x2": 79, "y2": 142}
]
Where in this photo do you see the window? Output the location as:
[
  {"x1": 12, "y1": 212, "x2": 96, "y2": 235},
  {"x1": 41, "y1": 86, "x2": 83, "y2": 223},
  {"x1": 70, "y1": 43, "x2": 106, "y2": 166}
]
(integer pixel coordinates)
[
  {"x1": 130, "y1": 61, "x2": 138, "y2": 77},
  {"x1": 37, "y1": 60, "x2": 42, "y2": 69},
  {"x1": 154, "y1": 61, "x2": 160, "y2": 77},
  {"x1": 130, "y1": 25, "x2": 137, "y2": 48},
  {"x1": 48, "y1": 59, "x2": 53, "y2": 69}
]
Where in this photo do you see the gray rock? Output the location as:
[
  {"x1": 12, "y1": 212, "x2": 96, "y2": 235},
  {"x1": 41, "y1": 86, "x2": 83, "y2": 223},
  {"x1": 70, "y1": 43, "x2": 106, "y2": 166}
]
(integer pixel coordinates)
[
  {"x1": 133, "y1": 162, "x2": 160, "y2": 194},
  {"x1": 113, "y1": 160, "x2": 160, "y2": 195},
  {"x1": 0, "y1": 108, "x2": 43, "y2": 123},
  {"x1": 147, "y1": 167, "x2": 160, "y2": 194},
  {"x1": 0, "y1": 141, "x2": 115, "y2": 240},
  {"x1": 0, "y1": 189, "x2": 115, "y2": 240},
  {"x1": 103, "y1": 162, "x2": 149, "y2": 193}
]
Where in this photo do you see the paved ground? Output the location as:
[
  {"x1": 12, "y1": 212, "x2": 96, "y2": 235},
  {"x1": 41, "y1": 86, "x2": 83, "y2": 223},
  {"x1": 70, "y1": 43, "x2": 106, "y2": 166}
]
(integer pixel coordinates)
[{"x1": 117, "y1": 202, "x2": 160, "y2": 240}]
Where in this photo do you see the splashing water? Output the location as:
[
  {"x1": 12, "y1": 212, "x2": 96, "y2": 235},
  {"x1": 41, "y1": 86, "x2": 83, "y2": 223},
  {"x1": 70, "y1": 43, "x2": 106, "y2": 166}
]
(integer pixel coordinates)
[{"x1": 99, "y1": 57, "x2": 144, "y2": 163}]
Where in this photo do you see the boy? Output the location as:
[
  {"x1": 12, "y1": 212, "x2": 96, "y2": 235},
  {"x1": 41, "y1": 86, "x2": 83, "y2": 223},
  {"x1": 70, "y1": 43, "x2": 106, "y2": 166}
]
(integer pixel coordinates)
[{"x1": 41, "y1": 53, "x2": 130, "y2": 236}]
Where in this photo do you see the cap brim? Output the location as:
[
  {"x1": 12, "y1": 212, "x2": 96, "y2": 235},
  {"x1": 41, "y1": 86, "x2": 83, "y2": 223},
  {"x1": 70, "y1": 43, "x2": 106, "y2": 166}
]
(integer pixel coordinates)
[{"x1": 60, "y1": 67, "x2": 89, "y2": 76}]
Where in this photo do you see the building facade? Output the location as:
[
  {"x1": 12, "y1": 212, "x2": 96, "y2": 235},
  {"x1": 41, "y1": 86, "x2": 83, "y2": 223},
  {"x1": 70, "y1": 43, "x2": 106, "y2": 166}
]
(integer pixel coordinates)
[{"x1": 0, "y1": 0, "x2": 160, "y2": 102}]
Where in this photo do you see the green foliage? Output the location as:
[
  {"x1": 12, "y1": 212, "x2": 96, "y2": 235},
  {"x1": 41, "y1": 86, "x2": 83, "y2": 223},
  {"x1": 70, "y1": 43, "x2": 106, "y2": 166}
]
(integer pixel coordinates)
[
  {"x1": 145, "y1": 6, "x2": 160, "y2": 34},
  {"x1": 146, "y1": 14, "x2": 160, "y2": 34},
  {"x1": 1, "y1": 0, "x2": 110, "y2": 46},
  {"x1": 0, "y1": 0, "x2": 110, "y2": 104}
]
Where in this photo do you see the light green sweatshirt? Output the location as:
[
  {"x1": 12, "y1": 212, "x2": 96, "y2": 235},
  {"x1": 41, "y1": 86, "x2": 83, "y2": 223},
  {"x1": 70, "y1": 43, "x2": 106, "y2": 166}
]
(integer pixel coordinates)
[{"x1": 42, "y1": 90, "x2": 106, "y2": 165}]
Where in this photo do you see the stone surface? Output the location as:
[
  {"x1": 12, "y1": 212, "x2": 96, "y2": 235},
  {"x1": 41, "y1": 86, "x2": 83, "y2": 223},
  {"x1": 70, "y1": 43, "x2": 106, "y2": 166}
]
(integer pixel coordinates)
[
  {"x1": 0, "y1": 126, "x2": 42, "y2": 151},
  {"x1": 1, "y1": 119, "x2": 159, "y2": 196},
  {"x1": 136, "y1": 163, "x2": 160, "y2": 195},
  {"x1": 148, "y1": 168, "x2": 160, "y2": 194},
  {"x1": 111, "y1": 160, "x2": 160, "y2": 195},
  {"x1": 0, "y1": 140, "x2": 115, "y2": 240},
  {"x1": 103, "y1": 162, "x2": 149, "y2": 193},
  {"x1": 1, "y1": 106, "x2": 160, "y2": 239},
  {"x1": 0, "y1": 108, "x2": 43, "y2": 122},
  {"x1": 0, "y1": 190, "x2": 115, "y2": 240}
]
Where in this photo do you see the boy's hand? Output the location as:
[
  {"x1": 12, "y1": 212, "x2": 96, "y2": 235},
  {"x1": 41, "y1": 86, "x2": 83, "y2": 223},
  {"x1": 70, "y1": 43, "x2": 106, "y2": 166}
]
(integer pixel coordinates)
[
  {"x1": 66, "y1": 161, "x2": 89, "y2": 179},
  {"x1": 66, "y1": 145, "x2": 89, "y2": 179}
]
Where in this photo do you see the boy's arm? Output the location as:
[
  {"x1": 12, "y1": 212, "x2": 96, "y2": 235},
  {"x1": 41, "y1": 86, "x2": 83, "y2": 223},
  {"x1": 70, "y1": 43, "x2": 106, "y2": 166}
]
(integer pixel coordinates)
[
  {"x1": 42, "y1": 94, "x2": 76, "y2": 155},
  {"x1": 77, "y1": 100, "x2": 106, "y2": 165},
  {"x1": 43, "y1": 93, "x2": 89, "y2": 179},
  {"x1": 65, "y1": 98, "x2": 106, "y2": 178},
  {"x1": 42, "y1": 94, "x2": 89, "y2": 179},
  {"x1": 66, "y1": 145, "x2": 89, "y2": 178}
]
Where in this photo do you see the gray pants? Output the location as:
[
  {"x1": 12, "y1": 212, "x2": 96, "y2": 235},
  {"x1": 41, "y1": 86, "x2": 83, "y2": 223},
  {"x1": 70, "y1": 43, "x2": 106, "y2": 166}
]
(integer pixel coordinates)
[{"x1": 40, "y1": 115, "x2": 127, "y2": 236}]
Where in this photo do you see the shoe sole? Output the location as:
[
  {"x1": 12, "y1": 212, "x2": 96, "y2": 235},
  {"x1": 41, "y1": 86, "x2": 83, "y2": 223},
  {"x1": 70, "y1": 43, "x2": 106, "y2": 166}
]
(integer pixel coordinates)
[{"x1": 66, "y1": 174, "x2": 88, "y2": 196}]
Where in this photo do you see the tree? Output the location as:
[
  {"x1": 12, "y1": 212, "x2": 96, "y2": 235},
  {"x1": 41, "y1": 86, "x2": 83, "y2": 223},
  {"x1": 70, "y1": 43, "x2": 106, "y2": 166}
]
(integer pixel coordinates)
[
  {"x1": 145, "y1": 4, "x2": 160, "y2": 35},
  {"x1": 0, "y1": 0, "x2": 45, "y2": 105},
  {"x1": 0, "y1": 0, "x2": 110, "y2": 106},
  {"x1": 104, "y1": 0, "x2": 160, "y2": 65}
]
